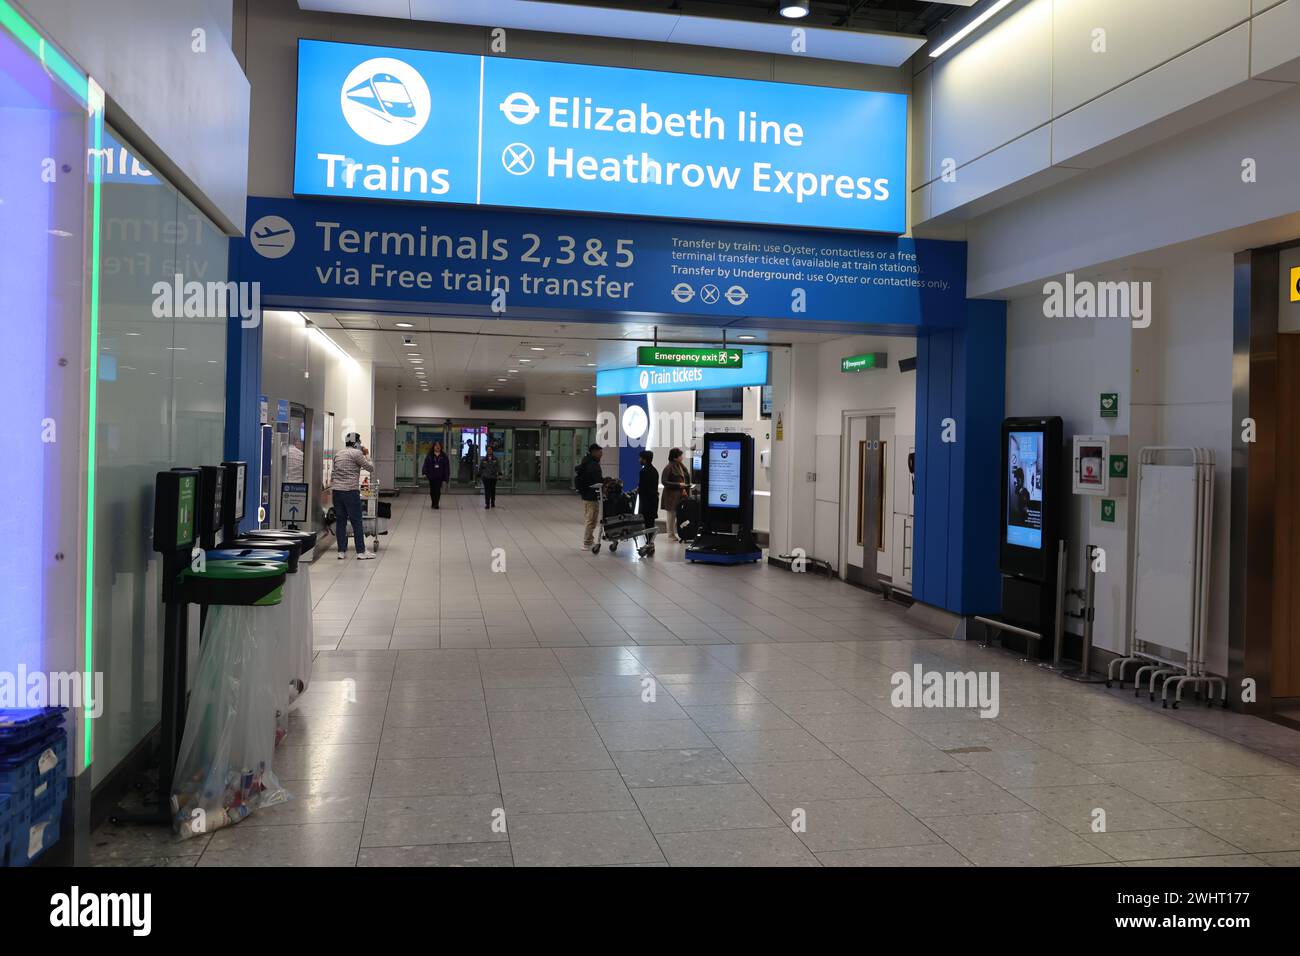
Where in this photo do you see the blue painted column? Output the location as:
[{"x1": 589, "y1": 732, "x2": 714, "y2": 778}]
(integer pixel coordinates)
[
  {"x1": 617, "y1": 394, "x2": 648, "y2": 487},
  {"x1": 225, "y1": 238, "x2": 263, "y2": 532},
  {"x1": 912, "y1": 299, "x2": 1006, "y2": 616}
]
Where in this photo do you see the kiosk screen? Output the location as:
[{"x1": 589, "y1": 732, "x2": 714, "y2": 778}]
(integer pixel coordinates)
[
  {"x1": 1006, "y1": 430, "x2": 1044, "y2": 549},
  {"x1": 707, "y1": 440, "x2": 742, "y2": 509}
]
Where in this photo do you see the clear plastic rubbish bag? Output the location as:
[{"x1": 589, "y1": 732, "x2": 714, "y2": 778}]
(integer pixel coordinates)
[
  {"x1": 171, "y1": 605, "x2": 291, "y2": 838},
  {"x1": 287, "y1": 571, "x2": 314, "y2": 701}
]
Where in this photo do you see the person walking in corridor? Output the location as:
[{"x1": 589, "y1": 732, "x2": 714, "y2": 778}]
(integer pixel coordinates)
[
  {"x1": 332, "y1": 432, "x2": 375, "y2": 560},
  {"x1": 480, "y1": 445, "x2": 500, "y2": 508},
  {"x1": 422, "y1": 441, "x2": 449, "y2": 509},
  {"x1": 576, "y1": 443, "x2": 603, "y2": 550},
  {"x1": 661, "y1": 447, "x2": 691, "y2": 541}
]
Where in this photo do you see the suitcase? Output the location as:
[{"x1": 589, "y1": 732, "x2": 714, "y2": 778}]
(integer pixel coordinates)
[{"x1": 676, "y1": 496, "x2": 701, "y2": 542}]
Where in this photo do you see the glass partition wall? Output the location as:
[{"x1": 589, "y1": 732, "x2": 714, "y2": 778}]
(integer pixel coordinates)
[{"x1": 396, "y1": 420, "x2": 594, "y2": 494}]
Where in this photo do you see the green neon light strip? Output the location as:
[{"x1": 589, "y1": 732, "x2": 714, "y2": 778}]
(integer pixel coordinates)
[
  {"x1": 84, "y1": 100, "x2": 103, "y2": 769},
  {"x1": 0, "y1": 0, "x2": 89, "y2": 105}
]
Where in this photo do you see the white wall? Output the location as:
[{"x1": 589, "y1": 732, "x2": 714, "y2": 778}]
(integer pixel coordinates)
[
  {"x1": 809, "y1": 334, "x2": 918, "y2": 570},
  {"x1": 771, "y1": 344, "x2": 818, "y2": 558},
  {"x1": 1002, "y1": 254, "x2": 1233, "y2": 674},
  {"x1": 771, "y1": 335, "x2": 916, "y2": 566},
  {"x1": 912, "y1": 0, "x2": 1300, "y2": 229},
  {"x1": 261, "y1": 310, "x2": 374, "y2": 521},
  {"x1": 25, "y1": 0, "x2": 250, "y2": 233}
]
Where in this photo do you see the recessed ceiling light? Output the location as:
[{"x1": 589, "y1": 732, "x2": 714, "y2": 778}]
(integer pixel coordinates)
[
  {"x1": 737, "y1": 334, "x2": 756, "y2": 341},
  {"x1": 519, "y1": 358, "x2": 531, "y2": 362},
  {"x1": 530, "y1": 346, "x2": 545, "y2": 351},
  {"x1": 487, "y1": 388, "x2": 496, "y2": 392},
  {"x1": 507, "y1": 369, "x2": 518, "y2": 373},
  {"x1": 586, "y1": 363, "x2": 596, "y2": 367},
  {"x1": 497, "y1": 378, "x2": 507, "y2": 382},
  {"x1": 779, "y1": 0, "x2": 809, "y2": 19},
  {"x1": 409, "y1": 358, "x2": 423, "y2": 363},
  {"x1": 395, "y1": 322, "x2": 414, "y2": 329},
  {"x1": 125, "y1": 331, "x2": 141, "y2": 336}
]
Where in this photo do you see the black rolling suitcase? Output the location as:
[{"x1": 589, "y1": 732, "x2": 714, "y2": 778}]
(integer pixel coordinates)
[{"x1": 676, "y1": 495, "x2": 701, "y2": 542}]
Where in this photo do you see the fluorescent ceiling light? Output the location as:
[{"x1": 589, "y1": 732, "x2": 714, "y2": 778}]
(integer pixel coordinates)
[
  {"x1": 395, "y1": 322, "x2": 414, "y2": 328},
  {"x1": 780, "y1": 1, "x2": 809, "y2": 19},
  {"x1": 737, "y1": 334, "x2": 756, "y2": 341},
  {"x1": 930, "y1": 0, "x2": 1013, "y2": 58},
  {"x1": 530, "y1": 346, "x2": 545, "y2": 351}
]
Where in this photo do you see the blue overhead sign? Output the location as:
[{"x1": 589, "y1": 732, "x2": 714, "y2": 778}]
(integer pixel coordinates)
[
  {"x1": 597, "y1": 352, "x2": 769, "y2": 396},
  {"x1": 294, "y1": 39, "x2": 907, "y2": 233},
  {"x1": 238, "y1": 196, "x2": 965, "y2": 328}
]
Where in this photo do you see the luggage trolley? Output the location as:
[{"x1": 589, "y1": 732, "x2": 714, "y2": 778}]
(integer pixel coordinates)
[
  {"x1": 590, "y1": 478, "x2": 657, "y2": 557},
  {"x1": 361, "y1": 490, "x2": 391, "y2": 553}
]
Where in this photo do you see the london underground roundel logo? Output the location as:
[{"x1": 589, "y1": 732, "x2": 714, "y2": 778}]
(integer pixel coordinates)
[{"x1": 340, "y1": 57, "x2": 432, "y2": 146}]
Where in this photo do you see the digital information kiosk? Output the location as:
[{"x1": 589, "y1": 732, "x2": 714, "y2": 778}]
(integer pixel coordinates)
[
  {"x1": 686, "y1": 433, "x2": 762, "y2": 565},
  {"x1": 996, "y1": 417, "x2": 1064, "y2": 657}
]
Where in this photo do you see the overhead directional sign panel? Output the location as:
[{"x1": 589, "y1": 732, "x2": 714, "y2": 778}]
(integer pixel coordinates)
[
  {"x1": 294, "y1": 39, "x2": 907, "y2": 233},
  {"x1": 638, "y1": 347, "x2": 743, "y2": 368},
  {"x1": 598, "y1": 351, "x2": 768, "y2": 396}
]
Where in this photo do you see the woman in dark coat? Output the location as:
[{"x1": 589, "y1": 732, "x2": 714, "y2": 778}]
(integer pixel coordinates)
[
  {"x1": 637, "y1": 450, "x2": 659, "y2": 530},
  {"x1": 422, "y1": 441, "x2": 450, "y2": 509}
]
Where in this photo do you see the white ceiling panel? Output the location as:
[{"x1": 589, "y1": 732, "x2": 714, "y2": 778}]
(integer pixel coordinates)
[{"x1": 295, "y1": 0, "x2": 927, "y2": 67}]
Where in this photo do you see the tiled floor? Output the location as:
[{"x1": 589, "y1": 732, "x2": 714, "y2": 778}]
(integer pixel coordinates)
[{"x1": 92, "y1": 493, "x2": 1300, "y2": 867}]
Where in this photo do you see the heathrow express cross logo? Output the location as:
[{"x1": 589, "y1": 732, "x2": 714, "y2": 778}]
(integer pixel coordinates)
[{"x1": 340, "y1": 57, "x2": 433, "y2": 146}]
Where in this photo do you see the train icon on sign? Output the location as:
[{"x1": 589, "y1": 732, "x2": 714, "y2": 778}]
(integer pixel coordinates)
[
  {"x1": 346, "y1": 72, "x2": 418, "y2": 120},
  {"x1": 339, "y1": 57, "x2": 432, "y2": 146}
]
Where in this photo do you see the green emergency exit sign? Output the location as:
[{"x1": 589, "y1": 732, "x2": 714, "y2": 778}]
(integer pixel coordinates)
[
  {"x1": 841, "y1": 352, "x2": 888, "y2": 373},
  {"x1": 637, "y1": 346, "x2": 743, "y2": 368}
]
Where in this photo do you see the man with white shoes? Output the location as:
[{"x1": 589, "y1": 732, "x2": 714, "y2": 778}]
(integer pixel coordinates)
[{"x1": 332, "y1": 431, "x2": 376, "y2": 560}]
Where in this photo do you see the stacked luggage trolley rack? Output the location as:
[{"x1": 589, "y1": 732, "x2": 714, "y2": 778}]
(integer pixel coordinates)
[
  {"x1": 0, "y1": 708, "x2": 68, "y2": 866},
  {"x1": 590, "y1": 478, "x2": 657, "y2": 557},
  {"x1": 1107, "y1": 447, "x2": 1226, "y2": 708}
]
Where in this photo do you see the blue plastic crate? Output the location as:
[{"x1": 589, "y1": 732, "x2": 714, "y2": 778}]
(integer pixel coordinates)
[
  {"x1": 6, "y1": 802, "x2": 61, "y2": 868},
  {"x1": 0, "y1": 732, "x2": 66, "y2": 800},
  {"x1": 31, "y1": 773, "x2": 67, "y2": 818},
  {"x1": 0, "y1": 709, "x2": 66, "y2": 751}
]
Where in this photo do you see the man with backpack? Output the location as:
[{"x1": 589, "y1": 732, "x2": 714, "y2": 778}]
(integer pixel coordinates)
[{"x1": 576, "y1": 444, "x2": 604, "y2": 550}]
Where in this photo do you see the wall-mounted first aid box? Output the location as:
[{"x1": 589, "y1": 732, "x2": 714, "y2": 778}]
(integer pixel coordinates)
[{"x1": 1072, "y1": 434, "x2": 1128, "y2": 497}]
